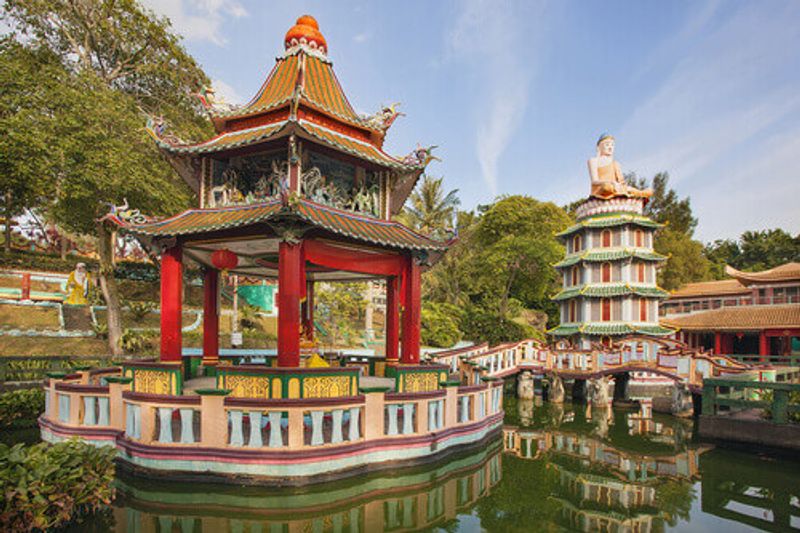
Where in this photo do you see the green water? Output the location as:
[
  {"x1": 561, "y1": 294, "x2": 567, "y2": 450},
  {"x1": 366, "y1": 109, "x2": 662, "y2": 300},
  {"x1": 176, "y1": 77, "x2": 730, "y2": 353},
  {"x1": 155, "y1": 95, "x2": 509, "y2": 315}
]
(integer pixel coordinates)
[{"x1": 63, "y1": 397, "x2": 800, "y2": 532}]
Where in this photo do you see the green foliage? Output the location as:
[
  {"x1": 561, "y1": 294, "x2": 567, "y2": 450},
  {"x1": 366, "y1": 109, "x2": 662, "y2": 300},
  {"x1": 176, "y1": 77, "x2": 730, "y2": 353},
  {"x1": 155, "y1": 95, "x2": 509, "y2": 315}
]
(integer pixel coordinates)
[
  {"x1": 460, "y1": 306, "x2": 535, "y2": 346},
  {"x1": 92, "y1": 321, "x2": 109, "y2": 340},
  {"x1": 421, "y1": 302, "x2": 463, "y2": 348},
  {"x1": 126, "y1": 300, "x2": 156, "y2": 323},
  {"x1": 119, "y1": 328, "x2": 155, "y2": 353},
  {"x1": 705, "y1": 229, "x2": 800, "y2": 277},
  {"x1": 0, "y1": 248, "x2": 159, "y2": 280},
  {"x1": 397, "y1": 175, "x2": 460, "y2": 238},
  {"x1": 0, "y1": 389, "x2": 44, "y2": 429},
  {"x1": 316, "y1": 283, "x2": 367, "y2": 346},
  {"x1": 0, "y1": 438, "x2": 115, "y2": 532},
  {"x1": 655, "y1": 228, "x2": 712, "y2": 291}
]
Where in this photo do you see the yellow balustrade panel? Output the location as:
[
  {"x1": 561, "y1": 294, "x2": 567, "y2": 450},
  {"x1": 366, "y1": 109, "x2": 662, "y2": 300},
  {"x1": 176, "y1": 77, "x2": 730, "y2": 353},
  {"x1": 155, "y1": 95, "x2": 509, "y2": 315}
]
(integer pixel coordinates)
[
  {"x1": 303, "y1": 375, "x2": 352, "y2": 398},
  {"x1": 134, "y1": 369, "x2": 174, "y2": 395},
  {"x1": 402, "y1": 372, "x2": 439, "y2": 393},
  {"x1": 223, "y1": 375, "x2": 270, "y2": 399}
]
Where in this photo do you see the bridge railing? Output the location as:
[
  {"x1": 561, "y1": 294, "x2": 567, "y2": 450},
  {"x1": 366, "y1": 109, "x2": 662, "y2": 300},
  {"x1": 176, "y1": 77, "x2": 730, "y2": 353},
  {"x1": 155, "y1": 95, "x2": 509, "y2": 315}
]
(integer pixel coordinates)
[
  {"x1": 725, "y1": 353, "x2": 800, "y2": 367},
  {"x1": 701, "y1": 377, "x2": 800, "y2": 424}
]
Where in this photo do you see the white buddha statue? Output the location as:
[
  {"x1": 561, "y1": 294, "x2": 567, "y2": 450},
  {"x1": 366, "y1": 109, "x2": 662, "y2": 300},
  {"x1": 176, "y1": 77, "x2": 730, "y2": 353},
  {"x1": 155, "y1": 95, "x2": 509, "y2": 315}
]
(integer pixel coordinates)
[{"x1": 587, "y1": 134, "x2": 652, "y2": 200}]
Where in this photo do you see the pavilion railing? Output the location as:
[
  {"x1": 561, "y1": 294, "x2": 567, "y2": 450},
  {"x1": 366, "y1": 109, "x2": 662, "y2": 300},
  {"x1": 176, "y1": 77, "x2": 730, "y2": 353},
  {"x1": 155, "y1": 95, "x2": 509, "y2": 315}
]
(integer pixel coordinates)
[
  {"x1": 725, "y1": 353, "x2": 800, "y2": 367},
  {"x1": 41, "y1": 373, "x2": 505, "y2": 453}
]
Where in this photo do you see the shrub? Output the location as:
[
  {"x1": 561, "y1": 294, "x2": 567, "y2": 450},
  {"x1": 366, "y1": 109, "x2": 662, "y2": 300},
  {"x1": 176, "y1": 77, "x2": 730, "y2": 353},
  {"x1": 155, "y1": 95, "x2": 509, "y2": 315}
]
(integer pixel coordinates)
[
  {"x1": 119, "y1": 329, "x2": 155, "y2": 354},
  {"x1": 460, "y1": 306, "x2": 535, "y2": 346},
  {"x1": 0, "y1": 389, "x2": 45, "y2": 429},
  {"x1": 421, "y1": 302, "x2": 463, "y2": 348},
  {"x1": 127, "y1": 300, "x2": 156, "y2": 323},
  {"x1": 0, "y1": 439, "x2": 115, "y2": 531}
]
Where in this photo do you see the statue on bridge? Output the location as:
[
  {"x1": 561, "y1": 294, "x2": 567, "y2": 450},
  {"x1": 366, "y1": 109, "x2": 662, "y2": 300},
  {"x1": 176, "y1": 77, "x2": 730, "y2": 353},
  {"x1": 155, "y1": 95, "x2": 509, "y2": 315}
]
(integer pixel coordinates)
[{"x1": 588, "y1": 134, "x2": 653, "y2": 200}]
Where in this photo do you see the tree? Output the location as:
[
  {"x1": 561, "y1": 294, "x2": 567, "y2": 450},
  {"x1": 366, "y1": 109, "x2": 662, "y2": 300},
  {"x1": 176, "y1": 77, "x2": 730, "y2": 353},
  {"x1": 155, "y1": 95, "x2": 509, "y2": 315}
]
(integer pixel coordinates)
[
  {"x1": 628, "y1": 172, "x2": 697, "y2": 235},
  {"x1": 316, "y1": 283, "x2": 367, "y2": 346},
  {"x1": 397, "y1": 175, "x2": 459, "y2": 237},
  {"x1": 421, "y1": 302, "x2": 463, "y2": 348},
  {"x1": 655, "y1": 228, "x2": 711, "y2": 290},
  {"x1": 3, "y1": 0, "x2": 211, "y2": 354}
]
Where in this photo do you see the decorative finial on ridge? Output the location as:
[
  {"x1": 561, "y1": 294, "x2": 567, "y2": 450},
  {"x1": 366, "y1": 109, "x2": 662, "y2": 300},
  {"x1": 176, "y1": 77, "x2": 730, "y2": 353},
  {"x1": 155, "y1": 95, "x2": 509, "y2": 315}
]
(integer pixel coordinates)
[{"x1": 284, "y1": 15, "x2": 327, "y2": 55}]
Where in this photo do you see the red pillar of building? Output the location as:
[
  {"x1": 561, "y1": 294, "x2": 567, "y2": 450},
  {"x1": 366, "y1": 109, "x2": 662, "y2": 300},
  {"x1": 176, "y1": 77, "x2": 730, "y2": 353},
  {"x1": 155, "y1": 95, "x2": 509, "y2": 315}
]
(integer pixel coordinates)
[
  {"x1": 278, "y1": 240, "x2": 302, "y2": 367},
  {"x1": 759, "y1": 331, "x2": 769, "y2": 361},
  {"x1": 301, "y1": 281, "x2": 314, "y2": 340},
  {"x1": 20, "y1": 273, "x2": 31, "y2": 301},
  {"x1": 385, "y1": 276, "x2": 400, "y2": 364},
  {"x1": 202, "y1": 268, "x2": 220, "y2": 367},
  {"x1": 713, "y1": 332, "x2": 722, "y2": 355},
  {"x1": 400, "y1": 257, "x2": 421, "y2": 364},
  {"x1": 160, "y1": 245, "x2": 183, "y2": 362}
]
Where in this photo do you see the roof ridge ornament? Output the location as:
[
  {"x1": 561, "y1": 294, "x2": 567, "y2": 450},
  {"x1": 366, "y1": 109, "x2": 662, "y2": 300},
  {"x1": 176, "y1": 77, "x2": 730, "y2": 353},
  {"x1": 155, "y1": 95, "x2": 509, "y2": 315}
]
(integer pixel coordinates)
[{"x1": 284, "y1": 15, "x2": 327, "y2": 56}]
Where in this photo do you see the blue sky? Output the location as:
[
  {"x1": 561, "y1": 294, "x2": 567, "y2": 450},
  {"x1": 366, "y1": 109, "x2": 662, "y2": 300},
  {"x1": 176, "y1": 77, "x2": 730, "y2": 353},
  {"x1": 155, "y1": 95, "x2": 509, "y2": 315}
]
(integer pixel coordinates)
[{"x1": 142, "y1": 0, "x2": 800, "y2": 242}]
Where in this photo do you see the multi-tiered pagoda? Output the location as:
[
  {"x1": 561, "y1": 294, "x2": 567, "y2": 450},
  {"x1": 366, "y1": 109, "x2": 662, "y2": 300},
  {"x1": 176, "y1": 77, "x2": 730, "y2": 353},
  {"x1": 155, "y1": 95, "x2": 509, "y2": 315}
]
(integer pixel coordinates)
[
  {"x1": 549, "y1": 135, "x2": 673, "y2": 347},
  {"x1": 114, "y1": 15, "x2": 448, "y2": 370}
]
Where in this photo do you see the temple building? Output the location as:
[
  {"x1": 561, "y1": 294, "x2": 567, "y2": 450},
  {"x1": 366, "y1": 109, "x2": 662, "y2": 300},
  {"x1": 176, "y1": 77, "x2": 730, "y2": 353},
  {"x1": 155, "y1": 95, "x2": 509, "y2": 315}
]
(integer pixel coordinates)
[
  {"x1": 549, "y1": 135, "x2": 673, "y2": 346},
  {"x1": 662, "y1": 262, "x2": 800, "y2": 357},
  {"x1": 115, "y1": 15, "x2": 449, "y2": 371}
]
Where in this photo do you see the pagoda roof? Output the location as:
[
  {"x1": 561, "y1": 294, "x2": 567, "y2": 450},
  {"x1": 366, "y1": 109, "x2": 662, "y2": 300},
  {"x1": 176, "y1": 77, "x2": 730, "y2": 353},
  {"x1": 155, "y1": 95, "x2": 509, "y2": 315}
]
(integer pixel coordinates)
[
  {"x1": 553, "y1": 283, "x2": 669, "y2": 301},
  {"x1": 111, "y1": 198, "x2": 449, "y2": 252},
  {"x1": 555, "y1": 249, "x2": 667, "y2": 268},
  {"x1": 557, "y1": 214, "x2": 662, "y2": 238},
  {"x1": 548, "y1": 323, "x2": 674, "y2": 337},
  {"x1": 149, "y1": 118, "x2": 419, "y2": 171},
  {"x1": 725, "y1": 262, "x2": 800, "y2": 285},
  {"x1": 661, "y1": 304, "x2": 800, "y2": 332}
]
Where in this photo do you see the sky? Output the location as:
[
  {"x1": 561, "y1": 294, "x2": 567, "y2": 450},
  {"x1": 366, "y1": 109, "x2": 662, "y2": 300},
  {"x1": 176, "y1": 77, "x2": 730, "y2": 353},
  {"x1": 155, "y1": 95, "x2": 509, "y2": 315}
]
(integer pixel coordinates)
[{"x1": 139, "y1": 0, "x2": 800, "y2": 243}]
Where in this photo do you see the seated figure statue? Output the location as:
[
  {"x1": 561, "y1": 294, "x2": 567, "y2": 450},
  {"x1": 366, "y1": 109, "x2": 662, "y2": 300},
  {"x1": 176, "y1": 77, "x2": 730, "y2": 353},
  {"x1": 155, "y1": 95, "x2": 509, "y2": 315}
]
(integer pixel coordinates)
[{"x1": 587, "y1": 134, "x2": 652, "y2": 200}]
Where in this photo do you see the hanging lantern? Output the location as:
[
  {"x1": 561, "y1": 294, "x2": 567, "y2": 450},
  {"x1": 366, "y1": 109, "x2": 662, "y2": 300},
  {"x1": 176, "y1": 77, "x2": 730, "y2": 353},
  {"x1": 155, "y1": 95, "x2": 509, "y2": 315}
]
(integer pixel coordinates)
[{"x1": 211, "y1": 248, "x2": 238, "y2": 274}]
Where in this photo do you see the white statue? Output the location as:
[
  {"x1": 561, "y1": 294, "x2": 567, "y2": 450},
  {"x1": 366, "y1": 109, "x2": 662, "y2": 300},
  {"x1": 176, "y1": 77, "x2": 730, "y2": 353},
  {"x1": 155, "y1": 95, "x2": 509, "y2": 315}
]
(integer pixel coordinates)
[{"x1": 587, "y1": 134, "x2": 652, "y2": 200}]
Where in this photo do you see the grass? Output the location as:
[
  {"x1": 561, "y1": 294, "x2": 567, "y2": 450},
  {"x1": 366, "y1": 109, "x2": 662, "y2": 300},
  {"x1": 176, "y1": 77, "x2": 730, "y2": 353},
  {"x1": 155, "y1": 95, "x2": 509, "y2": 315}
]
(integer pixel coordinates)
[
  {"x1": 0, "y1": 304, "x2": 60, "y2": 330},
  {"x1": 0, "y1": 336, "x2": 111, "y2": 356}
]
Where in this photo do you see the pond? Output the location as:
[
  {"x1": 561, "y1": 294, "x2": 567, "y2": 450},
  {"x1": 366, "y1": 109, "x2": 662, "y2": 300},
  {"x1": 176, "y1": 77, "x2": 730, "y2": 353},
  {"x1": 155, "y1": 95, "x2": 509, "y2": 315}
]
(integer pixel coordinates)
[{"x1": 43, "y1": 397, "x2": 800, "y2": 531}]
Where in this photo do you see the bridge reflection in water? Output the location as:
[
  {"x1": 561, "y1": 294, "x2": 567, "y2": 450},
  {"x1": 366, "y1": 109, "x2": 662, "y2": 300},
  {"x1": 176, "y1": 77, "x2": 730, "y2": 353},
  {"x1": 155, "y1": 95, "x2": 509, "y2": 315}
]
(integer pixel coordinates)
[{"x1": 87, "y1": 398, "x2": 800, "y2": 532}]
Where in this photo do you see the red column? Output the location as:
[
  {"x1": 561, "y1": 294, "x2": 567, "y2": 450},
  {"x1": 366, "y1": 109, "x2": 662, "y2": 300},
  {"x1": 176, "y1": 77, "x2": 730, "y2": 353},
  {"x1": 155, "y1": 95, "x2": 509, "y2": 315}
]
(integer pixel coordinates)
[
  {"x1": 301, "y1": 281, "x2": 314, "y2": 341},
  {"x1": 202, "y1": 268, "x2": 219, "y2": 367},
  {"x1": 714, "y1": 332, "x2": 722, "y2": 355},
  {"x1": 400, "y1": 257, "x2": 421, "y2": 364},
  {"x1": 160, "y1": 245, "x2": 183, "y2": 362},
  {"x1": 278, "y1": 240, "x2": 302, "y2": 367},
  {"x1": 386, "y1": 276, "x2": 399, "y2": 364},
  {"x1": 759, "y1": 331, "x2": 769, "y2": 361},
  {"x1": 20, "y1": 273, "x2": 31, "y2": 300}
]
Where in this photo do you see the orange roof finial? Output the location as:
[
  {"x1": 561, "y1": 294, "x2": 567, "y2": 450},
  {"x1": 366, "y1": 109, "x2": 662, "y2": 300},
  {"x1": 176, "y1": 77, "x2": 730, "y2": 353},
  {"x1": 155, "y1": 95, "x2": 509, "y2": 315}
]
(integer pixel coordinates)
[{"x1": 285, "y1": 15, "x2": 327, "y2": 54}]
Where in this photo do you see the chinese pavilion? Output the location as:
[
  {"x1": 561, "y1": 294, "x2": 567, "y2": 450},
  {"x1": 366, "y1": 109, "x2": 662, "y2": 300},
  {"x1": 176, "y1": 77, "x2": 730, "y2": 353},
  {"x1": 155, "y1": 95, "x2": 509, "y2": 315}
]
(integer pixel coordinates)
[
  {"x1": 549, "y1": 135, "x2": 674, "y2": 346},
  {"x1": 118, "y1": 15, "x2": 448, "y2": 371}
]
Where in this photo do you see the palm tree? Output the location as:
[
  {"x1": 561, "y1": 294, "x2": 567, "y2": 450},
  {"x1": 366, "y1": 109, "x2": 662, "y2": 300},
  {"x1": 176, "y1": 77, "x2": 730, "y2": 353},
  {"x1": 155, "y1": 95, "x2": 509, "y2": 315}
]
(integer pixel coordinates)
[{"x1": 398, "y1": 175, "x2": 460, "y2": 237}]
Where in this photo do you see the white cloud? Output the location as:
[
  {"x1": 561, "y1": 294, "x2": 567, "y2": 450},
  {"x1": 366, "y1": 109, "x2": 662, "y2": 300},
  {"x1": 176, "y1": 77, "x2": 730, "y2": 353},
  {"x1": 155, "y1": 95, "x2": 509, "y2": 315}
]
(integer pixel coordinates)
[
  {"x1": 618, "y1": 2, "x2": 800, "y2": 239},
  {"x1": 211, "y1": 78, "x2": 243, "y2": 105},
  {"x1": 353, "y1": 32, "x2": 369, "y2": 44},
  {"x1": 140, "y1": 0, "x2": 247, "y2": 46},
  {"x1": 446, "y1": 0, "x2": 550, "y2": 196}
]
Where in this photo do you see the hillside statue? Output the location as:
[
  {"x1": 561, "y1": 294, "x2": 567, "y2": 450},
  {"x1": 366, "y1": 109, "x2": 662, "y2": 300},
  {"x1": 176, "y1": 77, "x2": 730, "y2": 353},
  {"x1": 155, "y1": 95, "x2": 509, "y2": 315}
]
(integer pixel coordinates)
[
  {"x1": 587, "y1": 134, "x2": 653, "y2": 200},
  {"x1": 64, "y1": 262, "x2": 91, "y2": 306}
]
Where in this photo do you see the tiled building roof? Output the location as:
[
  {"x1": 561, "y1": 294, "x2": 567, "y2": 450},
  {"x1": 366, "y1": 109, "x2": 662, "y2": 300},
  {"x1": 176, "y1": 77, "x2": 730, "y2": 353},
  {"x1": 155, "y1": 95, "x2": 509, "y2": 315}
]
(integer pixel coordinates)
[
  {"x1": 557, "y1": 214, "x2": 662, "y2": 238},
  {"x1": 668, "y1": 279, "x2": 750, "y2": 299},
  {"x1": 113, "y1": 198, "x2": 448, "y2": 252},
  {"x1": 553, "y1": 283, "x2": 669, "y2": 301},
  {"x1": 549, "y1": 323, "x2": 674, "y2": 336},
  {"x1": 661, "y1": 304, "x2": 800, "y2": 332},
  {"x1": 726, "y1": 262, "x2": 800, "y2": 285},
  {"x1": 555, "y1": 249, "x2": 667, "y2": 268}
]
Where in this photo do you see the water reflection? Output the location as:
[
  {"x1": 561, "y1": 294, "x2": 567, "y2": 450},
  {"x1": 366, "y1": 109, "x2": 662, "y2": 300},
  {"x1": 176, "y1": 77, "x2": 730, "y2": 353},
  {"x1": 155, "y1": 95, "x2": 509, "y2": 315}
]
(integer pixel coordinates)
[{"x1": 72, "y1": 397, "x2": 800, "y2": 532}]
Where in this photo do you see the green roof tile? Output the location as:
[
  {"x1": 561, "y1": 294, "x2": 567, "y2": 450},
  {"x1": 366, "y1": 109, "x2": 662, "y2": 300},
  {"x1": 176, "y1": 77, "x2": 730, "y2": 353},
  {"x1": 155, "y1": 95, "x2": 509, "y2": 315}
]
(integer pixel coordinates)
[
  {"x1": 552, "y1": 283, "x2": 669, "y2": 301},
  {"x1": 556, "y1": 214, "x2": 662, "y2": 238},
  {"x1": 554, "y1": 249, "x2": 667, "y2": 268}
]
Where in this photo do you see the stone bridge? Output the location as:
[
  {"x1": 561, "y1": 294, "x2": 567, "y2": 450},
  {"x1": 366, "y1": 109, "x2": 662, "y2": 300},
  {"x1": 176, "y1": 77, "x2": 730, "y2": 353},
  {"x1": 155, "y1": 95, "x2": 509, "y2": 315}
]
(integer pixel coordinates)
[{"x1": 428, "y1": 336, "x2": 761, "y2": 412}]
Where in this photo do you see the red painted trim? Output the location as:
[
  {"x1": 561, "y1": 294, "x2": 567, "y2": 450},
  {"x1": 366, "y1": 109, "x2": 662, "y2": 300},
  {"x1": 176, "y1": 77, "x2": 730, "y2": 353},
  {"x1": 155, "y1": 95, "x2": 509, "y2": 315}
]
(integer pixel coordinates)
[
  {"x1": 457, "y1": 385, "x2": 489, "y2": 394},
  {"x1": 714, "y1": 332, "x2": 722, "y2": 355},
  {"x1": 202, "y1": 268, "x2": 220, "y2": 365},
  {"x1": 229, "y1": 365, "x2": 359, "y2": 375},
  {"x1": 278, "y1": 240, "x2": 302, "y2": 367},
  {"x1": 385, "y1": 390, "x2": 446, "y2": 401},
  {"x1": 303, "y1": 239, "x2": 405, "y2": 277},
  {"x1": 764, "y1": 328, "x2": 800, "y2": 337},
  {"x1": 430, "y1": 342, "x2": 489, "y2": 359},
  {"x1": 39, "y1": 416, "x2": 119, "y2": 440},
  {"x1": 160, "y1": 245, "x2": 183, "y2": 361},
  {"x1": 123, "y1": 391, "x2": 201, "y2": 405},
  {"x1": 225, "y1": 395, "x2": 365, "y2": 408},
  {"x1": 54, "y1": 383, "x2": 109, "y2": 394},
  {"x1": 88, "y1": 368, "x2": 121, "y2": 376}
]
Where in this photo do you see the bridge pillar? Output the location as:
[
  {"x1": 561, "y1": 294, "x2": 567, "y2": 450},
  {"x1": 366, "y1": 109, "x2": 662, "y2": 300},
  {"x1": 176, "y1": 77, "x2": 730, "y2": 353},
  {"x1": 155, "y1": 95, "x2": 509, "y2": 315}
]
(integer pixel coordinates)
[
  {"x1": 546, "y1": 375, "x2": 564, "y2": 404},
  {"x1": 671, "y1": 382, "x2": 694, "y2": 417},
  {"x1": 517, "y1": 371, "x2": 535, "y2": 400},
  {"x1": 587, "y1": 376, "x2": 614, "y2": 406}
]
